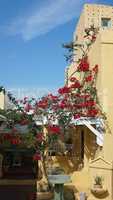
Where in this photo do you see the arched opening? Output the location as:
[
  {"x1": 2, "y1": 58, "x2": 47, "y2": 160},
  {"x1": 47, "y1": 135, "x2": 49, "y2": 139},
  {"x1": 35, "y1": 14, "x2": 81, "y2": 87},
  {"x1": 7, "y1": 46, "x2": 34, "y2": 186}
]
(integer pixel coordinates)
[
  {"x1": 2, "y1": 148, "x2": 37, "y2": 179},
  {"x1": 0, "y1": 148, "x2": 37, "y2": 200}
]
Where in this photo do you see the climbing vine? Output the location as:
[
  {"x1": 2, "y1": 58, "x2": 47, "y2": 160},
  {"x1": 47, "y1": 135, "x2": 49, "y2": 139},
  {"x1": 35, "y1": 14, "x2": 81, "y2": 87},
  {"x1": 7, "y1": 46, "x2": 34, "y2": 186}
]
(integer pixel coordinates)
[{"x1": 0, "y1": 25, "x2": 106, "y2": 161}]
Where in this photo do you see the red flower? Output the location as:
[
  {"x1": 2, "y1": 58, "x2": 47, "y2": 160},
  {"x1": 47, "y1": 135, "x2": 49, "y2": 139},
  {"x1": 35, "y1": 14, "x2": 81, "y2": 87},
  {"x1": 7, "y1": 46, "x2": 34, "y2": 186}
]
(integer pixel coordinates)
[
  {"x1": 93, "y1": 65, "x2": 98, "y2": 73},
  {"x1": 59, "y1": 102, "x2": 67, "y2": 109},
  {"x1": 87, "y1": 109, "x2": 98, "y2": 117},
  {"x1": 36, "y1": 133, "x2": 44, "y2": 142},
  {"x1": 36, "y1": 100, "x2": 48, "y2": 109},
  {"x1": 73, "y1": 114, "x2": 81, "y2": 119},
  {"x1": 24, "y1": 103, "x2": 33, "y2": 112},
  {"x1": 70, "y1": 77, "x2": 77, "y2": 82},
  {"x1": 74, "y1": 103, "x2": 85, "y2": 108},
  {"x1": 74, "y1": 100, "x2": 95, "y2": 108},
  {"x1": 74, "y1": 93, "x2": 80, "y2": 97},
  {"x1": 33, "y1": 153, "x2": 41, "y2": 161},
  {"x1": 58, "y1": 86, "x2": 70, "y2": 94},
  {"x1": 80, "y1": 94, "x2": 91, "y2": 99},
  {"x1": 58, "y1": 99, "x2": 70, "y2": 109},
  {"x1": 92, "y1": 35, "x2": 96, "y2": 41},
  {"x1": 70, "y1": 81, "x2": 81, "y2": 88},
  {"x1": 85, "y1": 100, "x2": 96, "y2": 107},
  {"x1": 48, "y1": 125, "x2": 60, "y2": 134},
  {"x1": 48, "y1": 94, "x2": 58, "y2": 101},
  {"x1": 11, "y1": 138, "x2": 21, "y2": 145},
  {"x1": 85, "y1": 75, "x2": 93, "y2": 82},
  {"x1": 3, "y1": 133, "x2": 12, "y2": 140},
  {"x1": 78, "y1": 57, "x2": 89, "y2": 72}
]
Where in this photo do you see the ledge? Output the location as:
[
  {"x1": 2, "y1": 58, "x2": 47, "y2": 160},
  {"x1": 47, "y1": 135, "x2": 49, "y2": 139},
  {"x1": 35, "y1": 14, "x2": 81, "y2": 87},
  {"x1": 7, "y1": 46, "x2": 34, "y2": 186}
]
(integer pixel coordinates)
[{"x1": 0, "y1": 179, "x2": 36, "y2": 185}]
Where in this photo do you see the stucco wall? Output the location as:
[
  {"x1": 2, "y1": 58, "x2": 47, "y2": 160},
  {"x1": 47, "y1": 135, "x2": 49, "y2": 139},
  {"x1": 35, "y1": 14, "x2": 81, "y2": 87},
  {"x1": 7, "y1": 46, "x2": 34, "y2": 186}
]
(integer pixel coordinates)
[
  {"x1": 88, "y1": 30, "x2": 113, "y2": 162},
  {"x1": 84, "y1": 4, "x2": 113, "y2": 30},
  {"x1": 0, "y1": 93, "x2": 5, "y2": 109},
  {"x1": 64, "y1": 4, "x2": 113, "y2": 198}
]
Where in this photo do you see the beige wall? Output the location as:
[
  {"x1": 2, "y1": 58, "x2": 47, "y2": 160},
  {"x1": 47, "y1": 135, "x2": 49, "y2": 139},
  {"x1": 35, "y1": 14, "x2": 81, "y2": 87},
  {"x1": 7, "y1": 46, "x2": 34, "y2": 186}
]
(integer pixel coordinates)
[
  {"x1": 88, "y1": 30, "x2": 113, "y2": 162},
  {"x1": 67, "y1": 4, "x2": 113, "y2": 162},
  {"x1": 64, "y1": 4, "x2": 113, "y2": 198},
  {"x1": 84, "y1": 4, "x2": 113, "y2": 30},
  {"x1": 89, "y1": 157, "x2": 113, "y2": 200},
  {"x1": 100, "y1": 31, "x2": 113, "y2": 129},
  {"x1": 73, "y1": 3, "x2": 113, "y2": 42},
  {"x1": 68, "y1": 3, "x2": 113, "y2": 79},
  {"x1": 0, "y1": 92, "x2": 5, "y2": 109}
]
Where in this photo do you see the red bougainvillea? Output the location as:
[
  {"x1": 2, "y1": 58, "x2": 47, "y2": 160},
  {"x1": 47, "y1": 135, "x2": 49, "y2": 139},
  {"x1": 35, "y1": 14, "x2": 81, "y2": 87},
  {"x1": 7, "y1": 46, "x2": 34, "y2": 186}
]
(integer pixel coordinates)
[
  {"x1": 70, "y1": 77, "x2": 77, "y2": 82},
  {"x1": 58, "y1": 86, "x2": 70, "y2": 94},
  {"x1": 48, "y1": 125, "x2": 61, "y2": 134},
  {"x1": 77, "y1": 56, "x2": 89, "y2": 72},
  {"x1": 70, "y1": 81, "x2": 81, "y2": 89},
  {"x1": 36, "y1": 133, "x2": 44, "y2": 143},
  {"x1": 87, "y1": 109, "x2": 98, "y2": 117},
  {"x1": 33, "y1": 153, "x2": 41, "y2": 161},
  {"x1": 93, "y1": 64, "x2": 98, "y2": 73},
  {"x1": 85, "y1": 75, "x2": 93, "y2": 82},
  {"x1": 0, "y1": 26, "x2": 102, "y2": 163}
]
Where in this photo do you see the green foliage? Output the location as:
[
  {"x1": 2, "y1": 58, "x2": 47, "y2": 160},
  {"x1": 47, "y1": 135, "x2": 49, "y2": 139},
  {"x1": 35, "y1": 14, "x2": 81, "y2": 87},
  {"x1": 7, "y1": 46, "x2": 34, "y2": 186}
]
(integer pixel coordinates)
[{"x1": 94, "y1": 175, "x2": 103, "y2": 186}]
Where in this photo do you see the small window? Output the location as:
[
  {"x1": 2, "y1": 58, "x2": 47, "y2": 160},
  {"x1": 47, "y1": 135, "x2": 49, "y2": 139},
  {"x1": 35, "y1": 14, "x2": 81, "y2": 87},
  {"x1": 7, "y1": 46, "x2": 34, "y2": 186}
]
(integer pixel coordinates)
[
  {"x1": 101, "y1": 18, "x2": 111, "y2": 28},
  {"x1": 76, "y1": 35, "x2": 78, "y2": 41}
]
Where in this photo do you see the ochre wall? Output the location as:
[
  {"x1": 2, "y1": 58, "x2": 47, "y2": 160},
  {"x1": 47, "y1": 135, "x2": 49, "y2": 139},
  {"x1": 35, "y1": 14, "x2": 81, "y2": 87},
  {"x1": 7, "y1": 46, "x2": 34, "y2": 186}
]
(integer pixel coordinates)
[
  {"x1": 64, "y1": 4, "x2": 113, "y2": 198},
  {"x1": 0, "y1": 93, "x2": 5, "y2": 109},
  {"x1": 88, "y1": 30, "x2": 113, "y2": 162}
]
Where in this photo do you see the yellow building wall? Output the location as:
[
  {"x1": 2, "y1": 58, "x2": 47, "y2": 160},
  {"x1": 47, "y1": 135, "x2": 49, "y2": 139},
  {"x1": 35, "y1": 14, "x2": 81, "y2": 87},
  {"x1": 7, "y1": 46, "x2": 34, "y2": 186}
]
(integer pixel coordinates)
[
  {"x1": 87, "y1": 30, "x2": 113, "y2": 163},
  {"x1": 64, "y1": 4, "x2": 113, "y2": 198},
  {"x1": 68, "y1": 3, "x2": 113, "y2": 163},
  {"x1": 84, "y1": 4, "x2": 113, "y2": 30},
  {"x1": 64, "y1": 30, "x2": 113, "y2": 195},
  {"x1": 0, "y1": 92, "x2": 5, "y2": 109}
]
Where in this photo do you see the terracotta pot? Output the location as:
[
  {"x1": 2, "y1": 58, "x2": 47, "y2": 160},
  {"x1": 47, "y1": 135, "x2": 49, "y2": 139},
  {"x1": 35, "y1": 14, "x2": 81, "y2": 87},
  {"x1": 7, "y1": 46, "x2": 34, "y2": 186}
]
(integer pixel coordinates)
[
  {"x1": 91, "y1": 187, "x2": 108, "y2": 196},
  {"x1": 36, "y1": 192, "x2": 53, "y2": 200},
  {"x1": 93, "y1": 184, "x2": 102, "y2": 189}
]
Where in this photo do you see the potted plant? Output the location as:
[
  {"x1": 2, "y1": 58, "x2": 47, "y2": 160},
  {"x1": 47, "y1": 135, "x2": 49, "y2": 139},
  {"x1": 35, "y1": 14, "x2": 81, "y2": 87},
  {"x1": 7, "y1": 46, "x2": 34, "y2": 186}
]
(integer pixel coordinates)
[
  {"x1": 94, "y1": 175, "x2": 103, "y2": 188},
  {"x1": 91, "y1": 175, "x2": 108, "y2": 197}
]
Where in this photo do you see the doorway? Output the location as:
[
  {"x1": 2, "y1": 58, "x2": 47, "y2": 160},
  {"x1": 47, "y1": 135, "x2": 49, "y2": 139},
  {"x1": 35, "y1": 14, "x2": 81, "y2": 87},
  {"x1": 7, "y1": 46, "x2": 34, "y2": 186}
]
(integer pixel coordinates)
[
  {"x1": 2, "y1": 149, "x2": 37, "y2": 179},
  {"x1": 0, "y1": 148, "x2": 37, "y2": 200},
  {"x1": 81, "y1": 130, "x2": 84, "y2": 162}
]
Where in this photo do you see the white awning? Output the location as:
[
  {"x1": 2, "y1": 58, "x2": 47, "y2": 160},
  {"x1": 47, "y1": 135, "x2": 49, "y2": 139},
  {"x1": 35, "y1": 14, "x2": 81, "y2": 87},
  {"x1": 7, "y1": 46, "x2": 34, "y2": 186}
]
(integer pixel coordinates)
[
  {"x1": 35, "y1": 116, "x2": 104, "y2": 146},
  {"x1": 73, "y1": 117, "x2": 104, "y2": 146},
  {"x1": 0, "y1": 114, "x2": 7, "y2": 121}
]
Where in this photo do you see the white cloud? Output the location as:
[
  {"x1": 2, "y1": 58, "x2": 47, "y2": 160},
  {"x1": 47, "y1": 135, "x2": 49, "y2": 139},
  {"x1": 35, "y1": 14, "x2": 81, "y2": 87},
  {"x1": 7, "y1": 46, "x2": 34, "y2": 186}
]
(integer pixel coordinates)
[
  {"x1": 4, "y1": 0, "x2": 100, "y2": 41},
  {"x1": 8, "y1": 87, "x2": 57, "y2": 99},
  {"x1": 6, "y1": 0, "x2": 84, "y2": 40}
]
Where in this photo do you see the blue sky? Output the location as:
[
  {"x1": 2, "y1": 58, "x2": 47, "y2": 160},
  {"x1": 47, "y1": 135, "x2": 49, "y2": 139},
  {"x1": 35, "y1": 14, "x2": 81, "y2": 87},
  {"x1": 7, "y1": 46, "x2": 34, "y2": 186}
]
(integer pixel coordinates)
[{"x1": 0, "y1": 0, "x2": 113, "y2": 97}]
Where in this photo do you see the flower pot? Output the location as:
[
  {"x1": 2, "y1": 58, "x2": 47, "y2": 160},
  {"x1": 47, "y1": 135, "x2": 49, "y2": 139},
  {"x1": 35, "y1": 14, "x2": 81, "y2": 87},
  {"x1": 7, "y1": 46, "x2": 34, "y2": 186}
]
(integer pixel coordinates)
[
  {"x1": 93, "y1": 184, "x2": 102, "y2": 189},
  {"x1": 91, "y1": 187, "x2": 108, "y2": 197},
  {"x1": 36, "y1": 192, "x2": 53, "y2": 200}
]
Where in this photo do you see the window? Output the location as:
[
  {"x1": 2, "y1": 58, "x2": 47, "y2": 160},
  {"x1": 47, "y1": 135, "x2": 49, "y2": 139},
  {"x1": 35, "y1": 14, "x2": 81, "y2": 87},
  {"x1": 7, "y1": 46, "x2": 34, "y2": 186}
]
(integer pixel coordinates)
[
  {"x1": 101, "y1": 18, "x2": 111, "y2": 28},
  {"x1": 76, "y1": 35, "x2": 78, "y2": 41},
  {"x1": 48, "y1": 138, "x2": 74, "y2": 156},
  {"x1": 48, "y1": 132, "x2": 74, "y2": 156}
]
